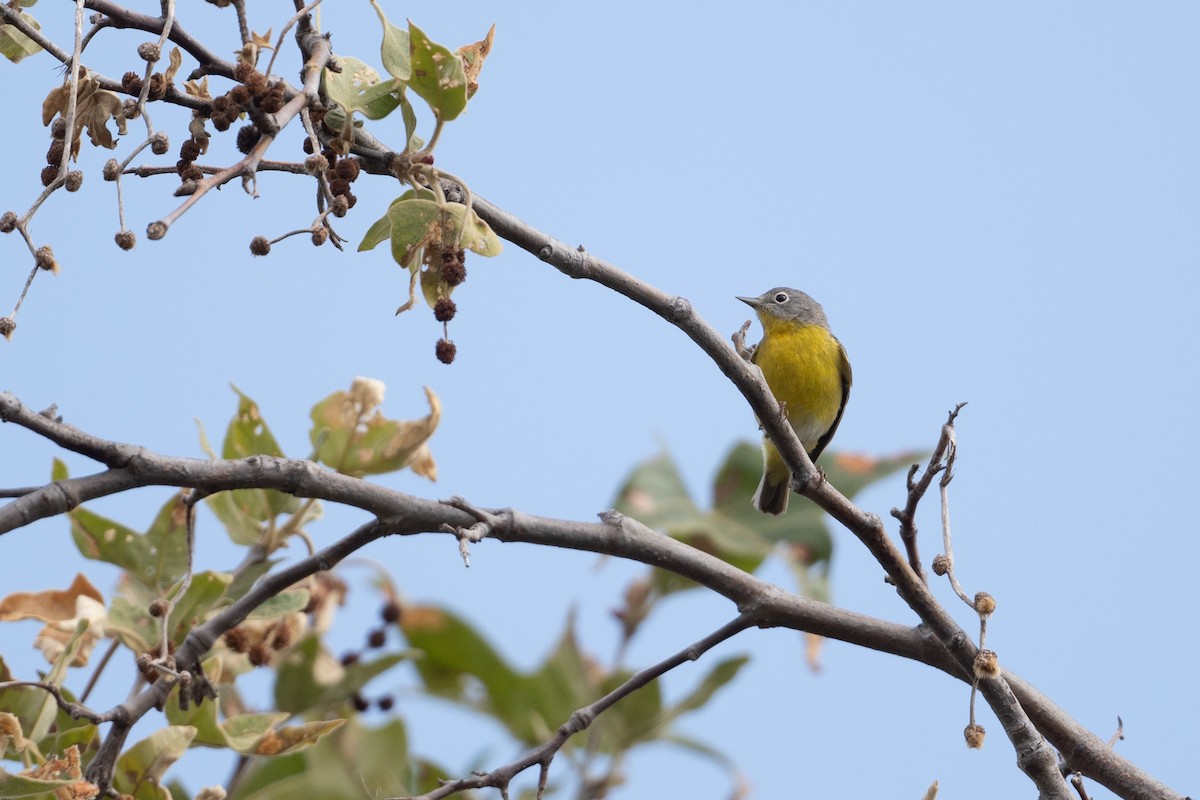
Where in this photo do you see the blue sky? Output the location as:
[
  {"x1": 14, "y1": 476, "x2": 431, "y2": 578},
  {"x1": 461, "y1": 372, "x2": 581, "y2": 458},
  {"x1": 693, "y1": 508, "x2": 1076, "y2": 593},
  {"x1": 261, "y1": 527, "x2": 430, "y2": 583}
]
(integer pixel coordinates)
[{"x1": 2, "y1": 3, "x2": 1197, "y2": 798}]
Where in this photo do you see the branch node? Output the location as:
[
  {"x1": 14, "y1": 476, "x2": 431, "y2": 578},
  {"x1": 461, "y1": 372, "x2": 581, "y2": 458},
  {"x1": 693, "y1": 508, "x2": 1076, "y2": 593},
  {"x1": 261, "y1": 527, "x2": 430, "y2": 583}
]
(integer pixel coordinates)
[
  {"x1": 597, "y1": 509, "x2": 624, "y2": 526},
  {"x1": 667, "y1": 295, "x2": 692, "y2": 323}
]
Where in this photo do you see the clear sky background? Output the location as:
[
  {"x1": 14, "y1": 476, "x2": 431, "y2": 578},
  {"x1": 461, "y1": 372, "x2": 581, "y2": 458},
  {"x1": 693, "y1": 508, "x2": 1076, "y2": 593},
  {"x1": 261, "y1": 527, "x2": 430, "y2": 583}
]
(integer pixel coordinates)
[{"x1": 2, "y1": 3, "x2": 1197, "y2": 798}]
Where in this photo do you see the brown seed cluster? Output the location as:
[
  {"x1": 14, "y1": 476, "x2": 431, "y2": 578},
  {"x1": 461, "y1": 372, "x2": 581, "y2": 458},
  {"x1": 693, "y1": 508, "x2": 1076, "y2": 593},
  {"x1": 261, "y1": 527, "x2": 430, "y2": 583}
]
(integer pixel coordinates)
[
  {"x1": 235, "y1": 124, "x2": 261, "y2": 154},
  {"x1": 324, "y1": 153, "x2": 360, "y2": 210},
  {"x1": 121, "y1": 68, "x2": 169, "y2": 101},
  {"x1": 40, "y1": 135, "x2": 70, "y2": 188},
  {"x1": 205, "y1": 63, "x2": 285, "y2": 139},
  {"x1": 176, "y1": 136, "x2": 204, "y2": 183},
  {"x1": 441, "y1": 247, "x2": 467, "y2": 286},
  {"x1": 435, "y1": 338, "x2": 457, "y2": 364}
]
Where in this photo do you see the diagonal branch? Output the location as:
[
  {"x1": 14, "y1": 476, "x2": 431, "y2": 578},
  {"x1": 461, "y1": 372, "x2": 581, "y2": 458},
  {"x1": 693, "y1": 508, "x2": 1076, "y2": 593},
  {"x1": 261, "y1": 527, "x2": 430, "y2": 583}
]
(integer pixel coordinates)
[
  {"x1": 82, "y1": 516, "x2": 396, "y2": 792},
  {"x1": 82, "y1": 0, "x2": 235, "y2": 79},
  {"x1": 392, "y1": 614, "x2": 757, "y2": 800}
]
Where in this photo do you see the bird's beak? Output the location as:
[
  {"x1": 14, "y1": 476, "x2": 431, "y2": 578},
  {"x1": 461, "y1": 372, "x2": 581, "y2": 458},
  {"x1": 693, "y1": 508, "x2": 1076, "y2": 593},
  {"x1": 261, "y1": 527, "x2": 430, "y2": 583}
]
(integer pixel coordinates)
[{"x1": 736, "y1": 295, "x2": 761, "y2": 308}]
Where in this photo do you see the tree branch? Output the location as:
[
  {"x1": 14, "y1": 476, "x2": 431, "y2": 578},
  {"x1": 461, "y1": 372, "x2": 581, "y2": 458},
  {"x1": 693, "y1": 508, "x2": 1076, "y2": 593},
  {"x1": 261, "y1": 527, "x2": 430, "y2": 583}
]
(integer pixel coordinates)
[{"x1": 0, "y1": 391, "x2": 1182, "y2": 799}]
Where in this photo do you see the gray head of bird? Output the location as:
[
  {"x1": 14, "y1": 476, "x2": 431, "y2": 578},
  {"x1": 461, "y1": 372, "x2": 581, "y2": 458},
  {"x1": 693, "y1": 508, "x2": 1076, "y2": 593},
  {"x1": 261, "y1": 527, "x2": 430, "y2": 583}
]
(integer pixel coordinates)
[{"x1": 737, "y1": 287, "x2": 829, "y2": 327}]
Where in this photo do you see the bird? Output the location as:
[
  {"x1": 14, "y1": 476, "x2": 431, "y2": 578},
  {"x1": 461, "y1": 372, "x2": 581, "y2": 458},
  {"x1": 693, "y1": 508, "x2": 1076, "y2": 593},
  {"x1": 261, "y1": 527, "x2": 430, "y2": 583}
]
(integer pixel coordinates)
[{"x1": 737, "y1": 288, "x2": 852, "y2": 515}]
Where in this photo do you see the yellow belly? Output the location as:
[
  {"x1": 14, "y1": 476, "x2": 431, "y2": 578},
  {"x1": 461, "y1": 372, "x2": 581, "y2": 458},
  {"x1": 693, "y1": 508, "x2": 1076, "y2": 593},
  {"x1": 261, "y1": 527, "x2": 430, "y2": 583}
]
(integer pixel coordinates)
[{"x1": 752, "y1": 322, "x2": 846, "y2": 452}]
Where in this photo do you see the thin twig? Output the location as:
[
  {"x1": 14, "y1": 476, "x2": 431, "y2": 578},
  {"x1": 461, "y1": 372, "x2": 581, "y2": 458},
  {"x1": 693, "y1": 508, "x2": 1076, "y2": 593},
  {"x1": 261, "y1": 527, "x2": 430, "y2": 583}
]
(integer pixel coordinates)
[
  {"x1": 889, "y1": 403, "x2": 966, "y2": 582},
  {"x1": 390, "y1": 614, "x2": 756, "y2": 800},
  {"x1": 264, "y1": 0, "x2": 324, "y2": 78},
  {"x1": 0, "y1": 680, "x2": 108, "y2": 724},
  {"x1": 78, "y1": 638, "x2": 120, "y2": 704}
]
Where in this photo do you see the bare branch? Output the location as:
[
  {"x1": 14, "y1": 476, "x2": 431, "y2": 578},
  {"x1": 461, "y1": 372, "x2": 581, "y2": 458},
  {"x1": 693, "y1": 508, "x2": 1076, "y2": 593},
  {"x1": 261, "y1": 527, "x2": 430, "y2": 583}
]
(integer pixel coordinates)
[
  {"x1": 83, "y1": 0, "x2": 235, "y2": 79},
  {"x1": 391, "y1": 615, "x2": 756, "y2": 800},
  {"x1": 890, "y1": 403, "x2": 966, "y2": 582}
]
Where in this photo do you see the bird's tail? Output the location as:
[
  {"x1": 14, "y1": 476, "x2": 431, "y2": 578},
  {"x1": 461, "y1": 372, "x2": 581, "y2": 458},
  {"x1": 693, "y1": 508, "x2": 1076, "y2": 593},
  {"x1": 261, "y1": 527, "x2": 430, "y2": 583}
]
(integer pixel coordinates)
[
  {"x1": 752, "y1": 473, "x2": 789, "y2": 515},
  {"x1": 754, "y1": 439, "x2": 791, "y2": 515}
]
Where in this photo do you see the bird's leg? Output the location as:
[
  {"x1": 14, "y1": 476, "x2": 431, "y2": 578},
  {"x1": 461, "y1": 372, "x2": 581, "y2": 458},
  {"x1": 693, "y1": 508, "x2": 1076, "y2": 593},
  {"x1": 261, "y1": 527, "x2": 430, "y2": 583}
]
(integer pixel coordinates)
[
  {"x1": 732, "y1": 320, "x2": 757, "y2": 361},
  {"x1": 799, "y1": 465, "x2": 827, "y2": 494}
]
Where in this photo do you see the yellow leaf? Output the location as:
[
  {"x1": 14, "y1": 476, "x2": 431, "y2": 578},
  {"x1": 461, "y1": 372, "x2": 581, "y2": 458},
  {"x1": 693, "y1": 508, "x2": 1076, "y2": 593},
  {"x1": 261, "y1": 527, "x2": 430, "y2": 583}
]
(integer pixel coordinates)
[
  {"x1": 457, "y1": 24, "x2": 495, "y2": 99},
  {"x1": 184, "y1": 76, "x2": 210, "y2": 99},
  {"x1": 163, "y1": 46, "x2": 183, "y2": 83},
  {"x1": 0, "y1": 573, "x2": 103, "y2": 622},
  {"x1": 42, "y1": 74, "x2": 127, "y2": 156},
  {"x1": 250, "y1": 28, "x2": 274, "y2": 52}
]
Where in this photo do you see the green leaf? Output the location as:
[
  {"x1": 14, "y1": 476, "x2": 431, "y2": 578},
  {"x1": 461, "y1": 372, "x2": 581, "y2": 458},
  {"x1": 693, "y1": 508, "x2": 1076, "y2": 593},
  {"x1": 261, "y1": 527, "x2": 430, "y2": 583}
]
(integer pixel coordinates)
[
  {"x1": 612, "y1": 450, "x2": 772, "y2": 593},
  {"x1": 0, "y1": 767, "x2": 85, "y2": 799},
  {"x1": 613, "y1": 452, "x2": 703, "y2": 531},
  {"x1": 407, "y1": 21, "x2": 468, "y2": 120},
  {"x1": 459, "y1": 206, "x2": 503, "y2": 256},
  {"x1": 230, "y1": 719, "x2": 448, "y2": 800},
  {"x1": 166, "y1": 571, "x2": 229, "y2": 645},
  {"x1": 400, "y1": 605, "x2": 530, "y2": 734},
  {"x1": 355, "y1": 79, "x2": 402, "y2": 120},
  {"x1": 245, "y1": 588, "x2": 309, "y2": 620},
  {"x1": 591, "y1": 667, "x2": 662, "y2": 753},
  {"x1": 523, "y1": 619, "x2": 593, "y2": 742},
  {"x1": 356, "y1": 189, "x2": 435, "y2": 253},
  {"x1": 322, "y1": 57, "x2": 401, "y2": 120},
  {"x1": 386, "y1": 198, "x2": 443, "y2": 268},
  {"x1": 0, "y1": 12, "x2": 43, "y2": 63},
  {"x1": 710, "y1": 441, "x2": 830, "y2": 551},
  {"x1": 271, "y1": 634, "x2": 323, "y2": 715},
  {"x1": 69, "y1": 495, "x2": 189, "y2": 591},
  {"x1": 663, "y1": 655, "x2": 749, "y2": 721},
  {"x1": 370, "y1": 0, "x2": 411, "y2": 80},
  {"x1": 107, "y1": 595, "x2": 156, "y2": 653},
  {"x1": 206, "y1": 388, "x2": 314, "y2": 547},
  {"x1": 308, "y1": 385, "x2": 439, "y2": 479},
  {"x1": 617, "y1": 442, "x2": 926, "y2": 604},
  {"x1": 113, "y1": 726, "x2": 196, "y2": 800},
  {"x1": 221, "y1": 558, "x2": 278, "y2": 606}
]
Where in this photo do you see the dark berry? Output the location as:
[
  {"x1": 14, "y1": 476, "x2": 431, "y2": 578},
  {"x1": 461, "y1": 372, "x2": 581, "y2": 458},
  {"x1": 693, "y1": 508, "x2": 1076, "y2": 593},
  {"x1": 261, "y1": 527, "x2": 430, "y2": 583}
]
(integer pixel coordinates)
[
  {"x1": 328, "y1": 177, "x2": 350, "y2": 198},
  {"x1": 229, "y1": 84, "x2": 252, "y2": 108},
  {"x1": 334, "y1": 158, "x2": 361, "y2": 181},
  {"x1": 236, "y1": 124, "x2": 260, "y2": 154},
  {"x1": 442, "y1": 259, "x2": 466, "y2": 287},
  {"x1": 121, "y1": 71, "x2": 143, "y2": 94},
  {"x1": 435, "y1": 338, "x2": 457, "y2": 364},
  {"x1": 433, "y1": 297, "x2": 457, "y2": 322}
]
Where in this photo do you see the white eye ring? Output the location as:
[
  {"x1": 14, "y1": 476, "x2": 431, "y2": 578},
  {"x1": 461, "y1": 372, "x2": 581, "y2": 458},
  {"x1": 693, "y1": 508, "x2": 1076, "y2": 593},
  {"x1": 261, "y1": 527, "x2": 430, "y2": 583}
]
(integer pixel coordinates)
[{"x1": 773, "y1": 292, "x2": 789, "y2": 304}]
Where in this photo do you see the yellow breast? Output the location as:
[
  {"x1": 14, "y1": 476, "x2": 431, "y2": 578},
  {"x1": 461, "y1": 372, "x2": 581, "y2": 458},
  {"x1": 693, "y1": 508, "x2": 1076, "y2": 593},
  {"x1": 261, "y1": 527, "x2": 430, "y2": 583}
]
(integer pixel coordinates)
[{"x1": 752, "y1": 319, "x2": 848, "y2": 452}]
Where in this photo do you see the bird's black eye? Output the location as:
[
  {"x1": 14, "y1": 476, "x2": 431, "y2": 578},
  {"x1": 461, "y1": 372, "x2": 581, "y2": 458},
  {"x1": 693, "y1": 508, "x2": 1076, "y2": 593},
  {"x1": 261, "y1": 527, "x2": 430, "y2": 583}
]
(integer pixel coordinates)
[{"x1": 773, "y1": 292, "x2": 789, "y2": 304}]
